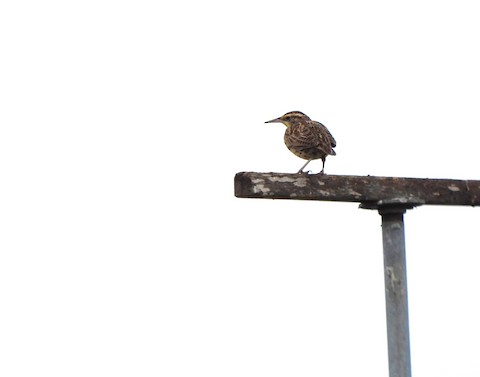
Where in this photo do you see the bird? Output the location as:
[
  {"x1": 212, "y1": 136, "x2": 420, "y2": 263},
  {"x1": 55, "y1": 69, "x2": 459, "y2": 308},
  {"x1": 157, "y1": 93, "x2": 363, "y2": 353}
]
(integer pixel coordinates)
[{"x1": 265, "y1": 111, "x2": 336, "y2": 174}]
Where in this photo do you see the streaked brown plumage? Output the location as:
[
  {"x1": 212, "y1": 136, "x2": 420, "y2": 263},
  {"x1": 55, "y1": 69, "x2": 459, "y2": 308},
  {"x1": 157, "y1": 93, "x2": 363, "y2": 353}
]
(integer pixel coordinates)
[{"x1": 265, "y1": 111, "x2": 336, "y2": 174}]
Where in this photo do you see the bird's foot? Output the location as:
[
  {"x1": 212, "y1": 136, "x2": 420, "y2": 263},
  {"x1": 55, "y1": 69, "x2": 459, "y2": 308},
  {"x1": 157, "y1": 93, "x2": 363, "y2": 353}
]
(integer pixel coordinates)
[
  {"x1": 297, "y1": 169, "x2": 312, "y2": 175},
  {"x1": 317, "y1": 169, "x2": 325, "y2": 175}
]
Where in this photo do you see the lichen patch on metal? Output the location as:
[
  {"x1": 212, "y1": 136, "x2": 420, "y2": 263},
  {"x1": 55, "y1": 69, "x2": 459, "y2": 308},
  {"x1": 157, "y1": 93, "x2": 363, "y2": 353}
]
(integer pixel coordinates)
[
  {"x1": 293, "y1": 177, "x2": 308, "y2": 187},
  {"x1": 267, "y1": 175, "x2": 296, "y2": 183},
  {"x1": 251, "y1": 178, "x2": 271, "y2": 194}
]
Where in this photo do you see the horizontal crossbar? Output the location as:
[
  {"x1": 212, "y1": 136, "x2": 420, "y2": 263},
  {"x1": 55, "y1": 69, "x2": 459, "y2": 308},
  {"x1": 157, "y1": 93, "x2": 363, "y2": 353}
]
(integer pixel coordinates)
[{"x1": 234, "y1": 172, "x2": 480, "y2": 206}]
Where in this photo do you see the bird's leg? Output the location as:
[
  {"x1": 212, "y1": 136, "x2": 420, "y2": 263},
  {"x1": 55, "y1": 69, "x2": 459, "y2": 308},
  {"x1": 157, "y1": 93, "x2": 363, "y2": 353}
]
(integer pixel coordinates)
[
  {"x1": 297, "y1": 160, "x2": 312, "y2": 174},
  {"x1": 318, "y1": 157, "x2": 326, "y2": 175}
]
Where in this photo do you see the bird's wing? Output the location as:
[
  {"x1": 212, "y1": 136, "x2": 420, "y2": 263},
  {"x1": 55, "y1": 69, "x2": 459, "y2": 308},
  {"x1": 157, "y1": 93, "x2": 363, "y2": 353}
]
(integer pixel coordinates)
[
  {"x1": 286, "y1": 123, "x2": 334, "y2": 155},
  {"x1": 312, "y1": 121, "x2": 336, "y2": 148}
]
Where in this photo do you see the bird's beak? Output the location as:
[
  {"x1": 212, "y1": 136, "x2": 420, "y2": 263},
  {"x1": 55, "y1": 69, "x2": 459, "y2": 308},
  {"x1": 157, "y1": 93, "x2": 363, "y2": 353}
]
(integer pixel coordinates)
[{"x1": 265, "y1": 117, "x2": 281, "y2": 124}]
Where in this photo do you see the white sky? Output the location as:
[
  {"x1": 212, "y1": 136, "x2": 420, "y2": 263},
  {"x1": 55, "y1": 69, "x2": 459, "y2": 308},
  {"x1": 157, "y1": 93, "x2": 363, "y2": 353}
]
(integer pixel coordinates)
[{"x1": 1, "y1": 1, "x2": 480, "y2": 376}]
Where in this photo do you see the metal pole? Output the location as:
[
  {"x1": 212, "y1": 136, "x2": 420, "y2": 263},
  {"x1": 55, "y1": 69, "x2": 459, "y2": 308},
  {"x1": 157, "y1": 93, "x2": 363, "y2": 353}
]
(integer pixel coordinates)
[{"x1": 379, "y1": 206, "x2": 412, "y2": 377}]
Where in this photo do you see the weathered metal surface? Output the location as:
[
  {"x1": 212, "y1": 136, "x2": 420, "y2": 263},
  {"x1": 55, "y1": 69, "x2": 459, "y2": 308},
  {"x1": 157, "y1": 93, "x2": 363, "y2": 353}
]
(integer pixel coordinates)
[
  {"x1": 235, "y1": 171, "x2": 479, "y2": 377},
  {"x1": 235, "y1": 172, "x2": 480, "y2": 206},
  {"x1": 380, "y1": 208, "x2": 412, "y2": 377}
]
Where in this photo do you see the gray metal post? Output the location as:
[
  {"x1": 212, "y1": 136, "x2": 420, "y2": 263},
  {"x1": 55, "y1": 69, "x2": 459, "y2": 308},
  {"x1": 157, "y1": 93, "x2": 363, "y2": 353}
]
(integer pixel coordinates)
[{"x1": 379, "y1": 206, "x2": 412, "y2": 377}]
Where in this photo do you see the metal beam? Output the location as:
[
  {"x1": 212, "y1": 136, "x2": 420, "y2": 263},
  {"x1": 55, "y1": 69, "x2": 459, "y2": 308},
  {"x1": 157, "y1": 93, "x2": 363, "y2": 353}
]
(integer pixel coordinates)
[
  {"x1": 234, "y1": 171, "x2": 480, "y2": 377},
  {"x1": 235, "y1": 172, "x2": 480, "y2": 206}
]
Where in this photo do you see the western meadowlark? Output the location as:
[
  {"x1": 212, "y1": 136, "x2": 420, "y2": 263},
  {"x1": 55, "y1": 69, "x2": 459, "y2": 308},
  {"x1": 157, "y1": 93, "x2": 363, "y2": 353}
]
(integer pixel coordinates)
[{"x1": 266, "y1": 111, "x2": 336, "y2": 174}]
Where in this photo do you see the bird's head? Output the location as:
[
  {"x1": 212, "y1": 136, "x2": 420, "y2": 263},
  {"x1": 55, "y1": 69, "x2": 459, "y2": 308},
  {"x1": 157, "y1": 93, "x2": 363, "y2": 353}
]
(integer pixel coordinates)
[{"x1": 265, "y1": 111, "x2": 311, "y2": 127}]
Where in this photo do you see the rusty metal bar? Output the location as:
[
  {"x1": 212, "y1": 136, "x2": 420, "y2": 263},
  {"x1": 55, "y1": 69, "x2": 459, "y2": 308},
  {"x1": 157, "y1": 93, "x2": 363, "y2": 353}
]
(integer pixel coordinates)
[{"x1": 235, "y1": 172, "x2": 480, "y2": 206}]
